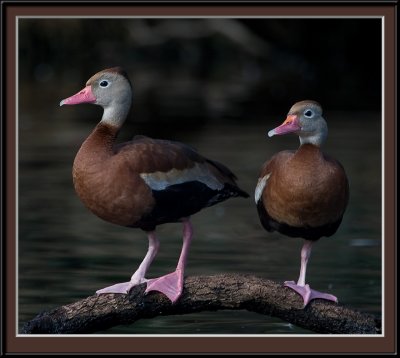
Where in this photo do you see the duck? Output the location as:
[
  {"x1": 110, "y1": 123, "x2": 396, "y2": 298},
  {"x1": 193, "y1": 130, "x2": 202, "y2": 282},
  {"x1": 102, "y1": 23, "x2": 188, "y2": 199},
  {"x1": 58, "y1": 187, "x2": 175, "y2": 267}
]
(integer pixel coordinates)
[
  {"x1": 60, "y1": 67, "x2": 249, "y2": 304},
  {"x1": 255, "y1": 100, "x2": 349, "y2": 307}
]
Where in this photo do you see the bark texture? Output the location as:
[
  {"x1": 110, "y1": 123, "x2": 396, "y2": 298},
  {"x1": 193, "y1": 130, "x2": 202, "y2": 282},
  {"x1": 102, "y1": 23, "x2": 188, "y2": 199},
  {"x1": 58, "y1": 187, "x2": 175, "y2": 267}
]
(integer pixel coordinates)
[{"x1": 21, "y1": 274, "x2": 380, "y2": 334}]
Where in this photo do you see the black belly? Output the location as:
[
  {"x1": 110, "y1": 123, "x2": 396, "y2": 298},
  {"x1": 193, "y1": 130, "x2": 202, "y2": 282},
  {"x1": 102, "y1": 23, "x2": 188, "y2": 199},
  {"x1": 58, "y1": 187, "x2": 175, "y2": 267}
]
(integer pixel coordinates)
[
  {"x1": 256, "y1": 200, "x2": 343, "y2": 241},
  {"x1": 132, "y1": 181, "x2": 243, "y2": 231}
]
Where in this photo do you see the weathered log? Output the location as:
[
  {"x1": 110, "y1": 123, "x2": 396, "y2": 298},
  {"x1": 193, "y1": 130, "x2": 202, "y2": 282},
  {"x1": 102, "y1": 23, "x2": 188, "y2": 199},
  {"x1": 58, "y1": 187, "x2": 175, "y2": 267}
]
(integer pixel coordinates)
[{"x1": 21, "y1": 274, "x2": 380, "y2": 334}]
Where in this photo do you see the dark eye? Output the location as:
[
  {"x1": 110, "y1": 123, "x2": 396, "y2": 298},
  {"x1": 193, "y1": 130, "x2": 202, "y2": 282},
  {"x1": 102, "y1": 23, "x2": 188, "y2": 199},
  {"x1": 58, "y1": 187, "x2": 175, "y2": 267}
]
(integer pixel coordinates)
[
  {"x1": 99, "y1": 80, "x2": 110, "y2": 88},
  {"x1": 304, "y1": 109, "x2": 313, "y2": 118}
]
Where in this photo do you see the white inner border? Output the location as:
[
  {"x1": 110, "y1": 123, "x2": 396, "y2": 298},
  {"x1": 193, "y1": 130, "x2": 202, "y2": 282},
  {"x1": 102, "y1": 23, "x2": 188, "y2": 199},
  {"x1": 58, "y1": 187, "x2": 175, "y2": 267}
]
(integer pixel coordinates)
[{"x1": 15, "y1": 15, "x2": 385, "y2": 338}]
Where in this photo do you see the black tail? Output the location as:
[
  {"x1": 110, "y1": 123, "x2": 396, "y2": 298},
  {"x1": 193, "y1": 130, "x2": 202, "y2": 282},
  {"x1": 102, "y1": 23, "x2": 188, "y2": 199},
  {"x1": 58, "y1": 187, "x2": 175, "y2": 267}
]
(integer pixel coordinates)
[{"x1": 206, "y1": 159, "x2": 249, "y2": 198}]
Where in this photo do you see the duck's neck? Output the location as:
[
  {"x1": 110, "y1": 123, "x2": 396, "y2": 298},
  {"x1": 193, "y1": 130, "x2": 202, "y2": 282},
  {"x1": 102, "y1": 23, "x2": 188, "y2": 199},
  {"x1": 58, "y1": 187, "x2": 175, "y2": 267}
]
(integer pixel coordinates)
[
  {"x1": 73, "y1": 102, "x2": 130, "y2": 176},
  {"x1": 100, "y1": 104, "x2": 129, "y2": 128},
  {"x1": 77, "y1": 122, "x2": 120, "y2": 163},
  {"x1": 294, "y1": 143, "x2": 324, "y2": 163},
  {"x1": 81, "y1": 101, "x2": 129, "y2": 156},
  {"x1": 298, "y1": 132, "x2": 327, "y2": 147},
  {"x1": 99, "y1": 95, "x2": 132, "y2": 127}
]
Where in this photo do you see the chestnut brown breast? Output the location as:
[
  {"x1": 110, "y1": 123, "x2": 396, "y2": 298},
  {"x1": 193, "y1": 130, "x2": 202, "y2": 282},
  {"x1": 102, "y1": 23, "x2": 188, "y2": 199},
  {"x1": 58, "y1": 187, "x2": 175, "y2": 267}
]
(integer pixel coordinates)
[
  {"x1": 256, "y1": 144, "x2": 349, "y2": 240},
  {"x1": 72, "y1": 125, "x2": 154, "y2": 227}
]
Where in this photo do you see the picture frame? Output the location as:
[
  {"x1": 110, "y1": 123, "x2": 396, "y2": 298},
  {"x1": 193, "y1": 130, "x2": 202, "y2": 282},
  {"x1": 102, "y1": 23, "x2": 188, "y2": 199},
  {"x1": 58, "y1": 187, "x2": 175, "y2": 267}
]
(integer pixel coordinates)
[{"x1": 1, "y1": 0, "x2": 396, "y2": 354}]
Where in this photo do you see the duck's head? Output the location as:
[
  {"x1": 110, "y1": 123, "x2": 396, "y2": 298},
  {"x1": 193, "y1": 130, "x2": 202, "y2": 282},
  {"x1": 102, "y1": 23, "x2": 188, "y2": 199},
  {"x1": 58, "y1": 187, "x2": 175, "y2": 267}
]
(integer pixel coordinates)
[
  {"x1": 60, "y1": 67, "x2": 133, "y2": 127},
  {"x1": 268, "y1": 100, "x2": 328, "y2": 146}
]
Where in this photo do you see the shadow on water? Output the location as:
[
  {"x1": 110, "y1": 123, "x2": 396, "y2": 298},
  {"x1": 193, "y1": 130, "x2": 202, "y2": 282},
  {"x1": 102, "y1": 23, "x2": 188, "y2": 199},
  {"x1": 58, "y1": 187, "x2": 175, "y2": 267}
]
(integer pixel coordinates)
[{"x1": 18, "y1": 100, "x2": 382, "y2": 334}]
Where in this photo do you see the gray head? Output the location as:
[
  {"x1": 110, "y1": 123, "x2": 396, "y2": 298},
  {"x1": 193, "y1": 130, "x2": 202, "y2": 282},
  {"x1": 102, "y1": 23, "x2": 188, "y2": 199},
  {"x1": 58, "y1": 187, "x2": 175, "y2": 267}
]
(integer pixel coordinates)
[
  {"x1": 268, "y1": 100, "x2": 328, "y2": 146},
  {"x1": 60, "y1": 67, "x2": 133, "y2": 127}
]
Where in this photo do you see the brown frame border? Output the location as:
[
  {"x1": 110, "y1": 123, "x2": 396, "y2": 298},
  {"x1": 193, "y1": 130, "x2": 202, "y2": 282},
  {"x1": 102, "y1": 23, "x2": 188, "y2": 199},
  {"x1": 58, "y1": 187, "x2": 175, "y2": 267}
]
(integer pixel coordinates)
[{"x1": 2, "y1": 2, "x2": 396, "y2": 354}]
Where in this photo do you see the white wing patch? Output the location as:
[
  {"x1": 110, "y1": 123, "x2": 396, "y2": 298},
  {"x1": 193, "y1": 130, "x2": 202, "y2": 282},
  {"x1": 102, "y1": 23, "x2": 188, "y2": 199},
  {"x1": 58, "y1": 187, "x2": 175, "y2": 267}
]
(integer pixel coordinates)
[
  {"x1": 254, "y1": 173, "x2": 270, "y2": 204},
  {"x1": 140, "y1": 163, "x2": 224, "y2": 191}
]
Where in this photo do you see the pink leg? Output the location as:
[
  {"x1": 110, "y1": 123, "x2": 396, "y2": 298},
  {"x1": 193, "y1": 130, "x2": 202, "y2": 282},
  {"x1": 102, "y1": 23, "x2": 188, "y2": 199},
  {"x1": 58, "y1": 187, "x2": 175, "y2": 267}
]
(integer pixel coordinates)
[
  {"x1": 284, "y1": 240, "x2": 338, "y2": 307},
  {"x1": 145, "y1": 218, "x2": 193, "y2": 303},
  {"x1": 96, "y1": 232, "x2": 160, "y2": 294}
]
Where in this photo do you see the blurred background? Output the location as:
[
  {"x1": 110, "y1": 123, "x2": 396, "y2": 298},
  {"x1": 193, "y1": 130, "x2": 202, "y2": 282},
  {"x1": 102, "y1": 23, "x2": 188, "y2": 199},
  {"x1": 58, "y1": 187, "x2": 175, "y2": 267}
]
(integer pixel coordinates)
[{"x1": 18, "y1": 18, "x2": 381, "y2": 334}]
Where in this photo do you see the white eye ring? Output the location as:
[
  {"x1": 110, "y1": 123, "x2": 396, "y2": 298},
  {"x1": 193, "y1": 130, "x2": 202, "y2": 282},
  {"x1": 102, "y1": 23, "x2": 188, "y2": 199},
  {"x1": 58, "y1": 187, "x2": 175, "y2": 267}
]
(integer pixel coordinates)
[
  {"x1": 99, "y1": 80, "x2": 110, "y2": 88},
  {"x1": 304, "y1": 109, "x2": 314, "y2": 118}
]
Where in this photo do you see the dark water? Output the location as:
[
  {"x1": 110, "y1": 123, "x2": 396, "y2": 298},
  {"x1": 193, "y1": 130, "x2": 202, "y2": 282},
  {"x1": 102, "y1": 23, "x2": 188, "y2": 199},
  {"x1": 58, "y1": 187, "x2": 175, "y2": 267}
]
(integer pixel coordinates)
[{"x1": 18, "y1": 104, "x2": 381, "y2": 334}]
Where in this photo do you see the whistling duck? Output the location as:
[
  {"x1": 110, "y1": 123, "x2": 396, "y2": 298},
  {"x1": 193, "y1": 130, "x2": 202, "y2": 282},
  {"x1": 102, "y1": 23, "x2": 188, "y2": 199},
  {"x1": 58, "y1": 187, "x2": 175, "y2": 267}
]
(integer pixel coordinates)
[
  {"x1": 255, "y1": 100, "x2": 349, "y2": 307},
  {"x1": 60, "y1": 67, "x2": 249, "y2": 303}
]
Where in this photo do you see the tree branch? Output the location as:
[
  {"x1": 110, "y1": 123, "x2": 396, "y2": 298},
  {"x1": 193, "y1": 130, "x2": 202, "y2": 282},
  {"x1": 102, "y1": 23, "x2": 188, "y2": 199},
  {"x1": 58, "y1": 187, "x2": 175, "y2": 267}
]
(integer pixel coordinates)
[{"x1": 21, "y1": 274, "x2": 380, "y2": 334}]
